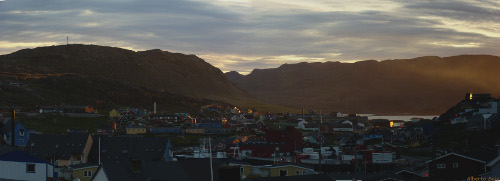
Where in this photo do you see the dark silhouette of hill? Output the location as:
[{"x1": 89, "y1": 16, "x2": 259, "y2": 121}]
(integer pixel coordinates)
[
  {"x1": 230, "y1": 55, "x2": 500, "y2": 114},
  {"x1": 0, "y1": 74, "x2": 224, "y2": 112},
  {"x1": 0, "y1": 44, "x2": 257, "y2": 111},
  {"x1": 225, "y1": 71, "x2": 244, "y2": 82}
]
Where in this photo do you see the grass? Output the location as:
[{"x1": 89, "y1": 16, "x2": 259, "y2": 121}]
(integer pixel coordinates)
[{"x1": 18, "y1": 114, "x2": 110, "y2": 134}]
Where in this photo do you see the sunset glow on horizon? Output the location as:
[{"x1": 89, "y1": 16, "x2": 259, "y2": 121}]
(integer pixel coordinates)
[{"x1": 0, "y1": 0, "x2": 499, "y2": 73}]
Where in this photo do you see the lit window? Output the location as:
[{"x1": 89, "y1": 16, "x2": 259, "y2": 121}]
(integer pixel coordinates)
[
  {"x1": 437, "y1": 164, "x2": 446, "y2": 168},
  {"x1": 453, "y1": 163, "x2": 458, "y2": 168},
  {"x1": 26, "y1": 164, "x2": 35, "y2": 173}
]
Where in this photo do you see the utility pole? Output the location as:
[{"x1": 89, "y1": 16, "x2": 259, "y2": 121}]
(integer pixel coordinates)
[
  {"x1": 11, "y1": 110, "x2": 15, "y2": 147},
  {"x1": 67, "y1": 37, "x2": 69, "y2": 45},
  {"x1": 209, "y1": 137, "x2": 213, "y2": 181},
  {"x1": 318, "y1": 111, "x2": 322, "y2": 173}
]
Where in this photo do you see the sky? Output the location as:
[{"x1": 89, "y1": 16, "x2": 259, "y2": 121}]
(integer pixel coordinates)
[{"x1": 0, "y1": 0, "x2": 499, "y2": 74}]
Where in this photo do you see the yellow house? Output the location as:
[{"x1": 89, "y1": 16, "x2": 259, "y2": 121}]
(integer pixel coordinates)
[
  {"x1": 109, "y1": 109, "x2": 120, "y2": 118},
  {"x1": 232, "y1": 162, "x2": 315, "y2": 179},
  {"x1": 70, "y1": 163, "x2": 99, "y2": 181},
  {"x1": 25, "y1": 133, "x2": 93, "y2": 167},
  {"x1": 268, "y1": 164, "x2": 314, "y2": 177},
  {"x1": 186, "y1": 128, "x2": 205, "y2": 134},
  {"x1": 126, "y1": 127, "x2": 147, "y2": 134}
]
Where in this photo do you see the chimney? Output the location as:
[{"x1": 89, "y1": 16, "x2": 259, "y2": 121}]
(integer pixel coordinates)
[{"x1": 11, "y1": 110, "x2": 15, "y2": 147}]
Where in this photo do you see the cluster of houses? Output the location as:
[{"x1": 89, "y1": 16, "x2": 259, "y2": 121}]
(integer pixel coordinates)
[
  {"x1": 105, "y1": 105, "x2": 265, "y2": 136},
  {"x1": 1, "y1": 94, "x2": 500, "y2": 180},
  {"x1": 450, "y1": 93, "x2": 500, "y2": 130}
]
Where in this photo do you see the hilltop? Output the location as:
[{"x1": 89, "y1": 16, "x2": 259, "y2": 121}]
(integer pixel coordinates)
[
  {"x1": 0, "y1": 44, "x2": 274, "y2": 112},
  {"x1": 227, "y1": 55, "x2": 500, "y2": 114}
]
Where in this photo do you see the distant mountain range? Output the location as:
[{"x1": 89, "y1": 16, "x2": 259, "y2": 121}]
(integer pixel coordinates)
[
  {"x1": 226, "y1": 55, "x2": 500, "y2": 115},
  {"x1": 1, "y1": 44, "x2": 499, "y2": 114},
  {"x1": 0, "y1": 44, "x2": 256, "y2": 112}
]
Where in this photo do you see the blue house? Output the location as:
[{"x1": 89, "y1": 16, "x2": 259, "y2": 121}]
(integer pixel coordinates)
[
  {"x1": 0, "y1": 146, "x2": 54, "y2": 180},
  {"x1": 0, "y1": 120, "x2": 30, "y2": 147}
]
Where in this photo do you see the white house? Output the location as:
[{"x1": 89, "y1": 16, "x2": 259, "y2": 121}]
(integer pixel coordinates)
[
  {"x1": 451, "y1": 117, "x2": 468, "y2": 124},
  {"x1": 296, "y1": 119, "x2": 308, "y2": 129},
  {"x1": 90, "y1": 165, "x2": 109, "y2": 181},
  {"x1": 476, "y1": 102, "x2": 498, "y2": 115},
  {"x1": 0, "y1": 149, "x2": 54, "y2": 181},
  {"x1": 332, "y1": 112, "x2": 343, "y2": 117}
]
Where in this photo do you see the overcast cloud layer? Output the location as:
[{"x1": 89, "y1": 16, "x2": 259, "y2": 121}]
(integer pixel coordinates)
[{"x1": 1, "y1": 0, "x2": 499, "y2": 74}]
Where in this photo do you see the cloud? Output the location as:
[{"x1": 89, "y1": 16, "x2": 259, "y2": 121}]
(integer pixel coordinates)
[{"x1": 0, "y1": 0, "x2": 499, "y2": 74}]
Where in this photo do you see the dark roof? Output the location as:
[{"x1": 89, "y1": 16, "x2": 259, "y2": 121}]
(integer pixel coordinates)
[
  {"x1": 245, "y1": 123, "x2": 259, "y2": 129},
  {"x1": 24, "y1": 133, "x2": 90, "y2": 160},
  {"x1": 270, "y1": 162, "x2": 315, "y2": 170},
  {"x1": 88, "y1": 135, "x2": 170, "y2": 163},
  {"x1": 244, "y1": 173, "x2": 334, "y2": 181},
  {"x1": 101, "y1": 158, "x2": 226, "y2": 181},
  {"x1": 0, "y1": 144, "x2": 18, "y2": 155},
  {"x1": 100, "y1": 160, "x2": 188, "y2": 181},
  {"x1": 0, "y1": 150, "x2": 51, "y2": 164},
  {"x1": 458, "y1": 147, "x2": 498, "y2": 162},
  {"x1": 177, "y1": 158, "x2": 225, "y2": 181}
]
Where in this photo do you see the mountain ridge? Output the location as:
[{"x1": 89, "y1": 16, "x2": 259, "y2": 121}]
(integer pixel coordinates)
[
  {"x1": 0, "y1": 44, "x2": 265, "y2": 112},
  {"x1": 227, "y1": 54, "x2": 500, "y2": 114}
]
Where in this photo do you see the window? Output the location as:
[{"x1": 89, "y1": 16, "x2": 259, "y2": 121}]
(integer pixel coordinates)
[
  {"x1": 19, "y1": 139, "x2": 24, "y2": 143},
  {"x1": 303, "y1": 170, "x2": 307, "y2": 175},
  {"x1": 26, "y1": 164, "x2": 36, "y2": 173},
  {"x1": 19, "y1": 129, "x2": 25, "y2": 136},
  {"x1": 453, "y1": 163, "x2": 459, "y2": 168},
  {"x1": 296, "y1": 170, "x2": 300, "y2": 175},
  {"x1": 240, "y1": 167, "x2": 244, "y2": 175},
  {"x1": 437, "y1": 164, "x2": 446, "y2": 168},
  {"x1": 279, "y1": 169, "x2": 288, "y2": 176},
  {"x1": 84, "y1": 170, "x2": 93, "y2": 177}
]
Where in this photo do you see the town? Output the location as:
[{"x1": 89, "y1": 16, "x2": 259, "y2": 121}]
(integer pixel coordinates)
[{"x1": 1, "y1": 93, "x2": 500, "y2": 181}]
